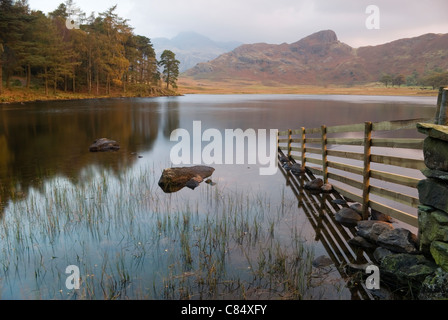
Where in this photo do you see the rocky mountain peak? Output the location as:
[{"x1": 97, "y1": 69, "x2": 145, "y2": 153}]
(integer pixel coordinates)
[{"x1": 296, "y1": 29, "x2": 338, "y2": 45}]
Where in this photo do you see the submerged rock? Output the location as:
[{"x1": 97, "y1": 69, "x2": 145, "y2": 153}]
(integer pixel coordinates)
[
  {"x1": 89, "y1": 138, "x2": 120, "y2": 152},
  {"x1": 312, "y1": 255, "x2": 334, "y2": 268},
  {"x1": 158, "y1": 165, "x2": 215, "y2": 193}
]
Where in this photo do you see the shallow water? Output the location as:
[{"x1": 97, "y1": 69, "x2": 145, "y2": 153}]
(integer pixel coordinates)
[{"x1": 0, "y1": 94, "x2": 437, "y2": 299}]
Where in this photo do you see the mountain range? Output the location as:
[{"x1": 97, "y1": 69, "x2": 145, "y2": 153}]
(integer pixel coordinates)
[
  {"x1": 152, "y1": 32, "x2": 242, "y2": 73},
  {"x1": 182, "y1": 30, "x2": 448, "y2": 86}
]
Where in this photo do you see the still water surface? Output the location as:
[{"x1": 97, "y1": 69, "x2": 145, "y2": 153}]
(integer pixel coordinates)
[{"x1": 0, "y1": 94, "x2": 437, "y2": 299}]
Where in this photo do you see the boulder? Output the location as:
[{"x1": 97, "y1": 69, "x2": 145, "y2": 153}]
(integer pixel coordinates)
[
  {"x1": 377, "y1": 228, "x2": 418, "y2": 254},
  {"x1": 418, "y1": 178, "x2": 448, "y2": 213},
  {"x1": 380, "y1": 253, "x2": 437, "y2": 293},
  {"x1": 158, "y1": 165, "x2": 215, "y2": 193},
  {"x1": 421, "y1": 167, "x2": 448, "y2": 181},
  {"x1": 418, "y1": 206, "x2": 448, "y2": 254},
  {"x1": 423, "y1": 136, "x2": 448, "y2": 171},
  {"x1": 89, "y1": 138, "x2": 120, "y2": 152},
  {"x1": 356, "y1": 220, "x2": 394, "y2": 243},
  {"x1": 418, "y1": 268, "x2": 448, "y2": 300},
  {"x1": 304, "y1": 178, "x2": 323, "y2": 190},
  {"x1": 335, "y1": 207, "x2": 362, "y2": 227},
  {"x1": 430, "y1": 241, "x2": 448, "y2": 272}
]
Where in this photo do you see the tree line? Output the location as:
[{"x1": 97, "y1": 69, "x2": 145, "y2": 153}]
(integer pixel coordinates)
[
  {"x1": 380, "y1": 69, "x2": 448, "y2": 89},
  {"x1": 0, "y1": 0, "x2": 180, "y2": 96}
]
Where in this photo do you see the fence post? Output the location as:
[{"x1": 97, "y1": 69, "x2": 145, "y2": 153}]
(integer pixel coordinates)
[
  {"x1": 435, "y1": 87, "x2": 448, "y2": 125},
  {"x1": 321, "y1": 125, "x2": 328, "y2": 184},
  {"x1": 301, "y1": 127, "x2": 306, "y2": 171},
  {"x1": 362, "y1": 121, "x2": 372, "y2": 220},
  {"x1": 287, "y1": 129, "x2": 292, "y2": 159}
]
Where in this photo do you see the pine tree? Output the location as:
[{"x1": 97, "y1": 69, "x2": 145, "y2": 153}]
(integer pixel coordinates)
[{"x1": 158, "y1": 50, "x2": 180, "y2": 89}]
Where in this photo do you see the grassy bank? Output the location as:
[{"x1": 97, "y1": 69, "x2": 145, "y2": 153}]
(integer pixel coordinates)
[
  {"x1": 0, "y1": 86, "x2": 180, "y2": 104},
  {"x1": 178, "y1": 77, "x2": 439, "y2": 96}
]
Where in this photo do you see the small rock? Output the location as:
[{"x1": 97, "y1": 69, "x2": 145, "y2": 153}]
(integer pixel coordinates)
[
  {"x1": 346, "y1": 262, "x2": 375, "y2": 273},
  {"x1": 279, "y1": 155, "x2": 289, "y2": 163},
  {"x1": 348, "y1": 236, "x2": 376, "y2": 249},
  {"x1": 349, "y1": 203, "x2": 363, "y2": 216},
  {"x1": 304, "y1": 178, "x2": 324, "y2": 190},
  {"x1": 335, "y1": 207, "x2": 362, "y2": 228},
  {"x1": 312, "y1": 255, "x2": 334, "y2": 268},
  {"x1": 205, "y1": 179, "x2": 217, "y2": 186},
  {"x1": 321, "y1": 183, "x2": 333, "y2": 193},
  {"x1": 373, "y1": 247, "x2": 393, "y2": 263},
  {"x1": 331, "y1": 198, "x2": 347, "y2": 205},
  {"x1": 290, "y1": 163, "x2": 305, "y2": 175},
  {"x1": 89, "y1": 138, "x2": 120, "y2": 152},
  {"x1": 371, "y1": 209, "x2": 393, "y2": 222}
]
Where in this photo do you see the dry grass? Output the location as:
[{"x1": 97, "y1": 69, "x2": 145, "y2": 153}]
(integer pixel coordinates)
[{"x1": 178, "y1": 77, "x2": 438, "y2": 96}]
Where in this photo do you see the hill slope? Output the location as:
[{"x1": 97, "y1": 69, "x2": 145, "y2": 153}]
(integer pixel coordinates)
[
  {"x1": 152, "y1": 32, "x2": 242, "y2": 72},
  {"x1": 183, "y1": 30, "x2": 448, "y2": 86}
]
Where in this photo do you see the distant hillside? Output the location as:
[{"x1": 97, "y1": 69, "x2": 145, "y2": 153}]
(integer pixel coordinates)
[
  {"x1": 183, "y1": 30, "x2": 448, "y2": 85},
  {"x1": 152, "y1": 32, "x2": 242, "y2": 72}
]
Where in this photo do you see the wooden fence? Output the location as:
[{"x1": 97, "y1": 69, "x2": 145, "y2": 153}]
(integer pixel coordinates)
[{"x1": 277, "y1": 118, "x2": 431, "y2": 228}]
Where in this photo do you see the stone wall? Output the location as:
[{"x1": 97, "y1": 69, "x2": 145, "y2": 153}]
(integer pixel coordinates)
[{"x1": 417, "y1": 122, "x2": 448, "y2": 272}]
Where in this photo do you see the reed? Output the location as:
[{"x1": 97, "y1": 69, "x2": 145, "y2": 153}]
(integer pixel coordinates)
[{"x1": 0, "y1": 162, "x2": 345, "y2": 300}]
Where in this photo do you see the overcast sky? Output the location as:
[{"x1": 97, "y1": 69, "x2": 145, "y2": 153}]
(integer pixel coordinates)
[{"x1": 27, "y1": 0, "x2": 448, "y2": 47}]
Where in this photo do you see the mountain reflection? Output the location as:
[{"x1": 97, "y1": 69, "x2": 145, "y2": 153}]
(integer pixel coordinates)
[{"x1": 0, "y1": 97, "x2": 180, "y2": 215}]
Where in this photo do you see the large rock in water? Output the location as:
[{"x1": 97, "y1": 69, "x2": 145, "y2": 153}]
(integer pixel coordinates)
[
  {"x1": 89, "y1": 138, "x2": 120, "y2": 152},
  {"x1": 158, "y1": 165, "x2": 215, "y2": 193}
]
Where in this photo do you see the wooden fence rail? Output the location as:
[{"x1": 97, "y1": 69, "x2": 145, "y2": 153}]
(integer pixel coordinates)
[{"x1": 278, "y1": 118, "x2": 431, "y2": 228}]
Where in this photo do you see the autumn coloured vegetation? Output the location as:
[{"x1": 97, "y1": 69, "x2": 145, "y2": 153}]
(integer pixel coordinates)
[{"x1": 0, "y1": 0, "x2": 180, "y2": 102}]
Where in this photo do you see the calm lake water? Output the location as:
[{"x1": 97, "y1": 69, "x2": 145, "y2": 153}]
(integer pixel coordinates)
[{"x1": 0, "y1": 94, "x2": 437, "y2": 299}]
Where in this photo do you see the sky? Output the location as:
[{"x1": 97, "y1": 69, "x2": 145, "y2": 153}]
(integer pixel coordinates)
[{"x1": 27, "y1": 0, "x2": 448, "y2": 48}]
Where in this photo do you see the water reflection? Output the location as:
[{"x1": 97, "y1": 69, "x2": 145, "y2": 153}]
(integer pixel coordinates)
[
  {"x1": 0, "y1": 94, "x2": 436, "y2": 216},
  {"x1": 0, "y1": 98, "x2": 180, "y2": 215}
]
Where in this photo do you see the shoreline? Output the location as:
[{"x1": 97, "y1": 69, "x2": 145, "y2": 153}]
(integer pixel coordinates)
[
  {"x1": 0, "y1": 83, "x2": 439, "y2": 105},
  {"x1": 177, "y1": 78, "x2": 439, "y2": 97},
  {"x1": 0, "y1": 87, "x2": 182, "y2": 105}
]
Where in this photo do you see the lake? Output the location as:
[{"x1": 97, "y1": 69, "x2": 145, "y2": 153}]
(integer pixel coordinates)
[{"x1": 0, "y1": 94, "x2": 437, "y2": 299}]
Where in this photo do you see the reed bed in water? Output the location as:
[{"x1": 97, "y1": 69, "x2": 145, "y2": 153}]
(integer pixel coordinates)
[{"x1": 0, "y1": 163, "x2": 334, "y2": 300}]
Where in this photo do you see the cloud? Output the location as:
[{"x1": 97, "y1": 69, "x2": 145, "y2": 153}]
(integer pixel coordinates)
[{"x1": 28, "y1": 0, "x2": 448, "y2": 47}]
